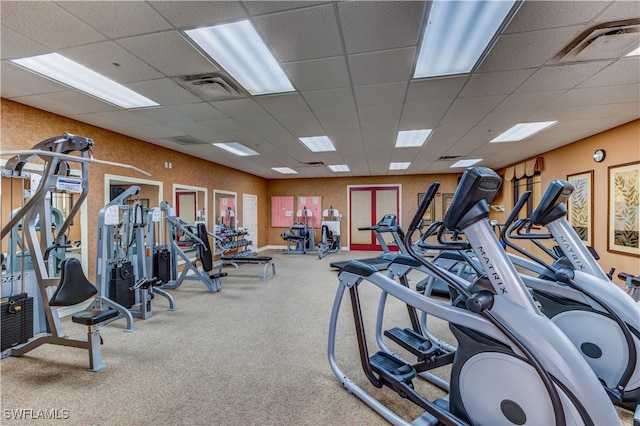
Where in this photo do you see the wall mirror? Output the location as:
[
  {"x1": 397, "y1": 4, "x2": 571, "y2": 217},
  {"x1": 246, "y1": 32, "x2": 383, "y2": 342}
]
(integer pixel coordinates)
[
  {"x1": 1, "y1": 159, "x2": 88, "y2": 272},
  {"x1": 173, "y1": 184, "x2": 208, "y2": 227},
  {"x1": 213, "y1": 190, "x2": 237, "y2": 254}
]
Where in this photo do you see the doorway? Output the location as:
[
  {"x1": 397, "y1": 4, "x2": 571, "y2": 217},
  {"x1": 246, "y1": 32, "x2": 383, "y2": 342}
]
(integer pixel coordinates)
[
  {"x1": 243, "y1": 194, "x2": 258, "y2": 252},
  {"x1": 348, "y1": 185, "x2": 400, "y2": 251}
]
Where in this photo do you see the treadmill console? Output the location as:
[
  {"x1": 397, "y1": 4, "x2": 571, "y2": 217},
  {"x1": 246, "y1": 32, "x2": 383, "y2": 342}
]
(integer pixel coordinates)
[
  {"x1": 444, "y1": 167, "x2": 501, "y2": 231},
  {"x1": 377, "y1": 214, "x2": 398, "y2": 230},
  {"x1": 530, "y1": 180, "x2": 572, "y2": 226}
]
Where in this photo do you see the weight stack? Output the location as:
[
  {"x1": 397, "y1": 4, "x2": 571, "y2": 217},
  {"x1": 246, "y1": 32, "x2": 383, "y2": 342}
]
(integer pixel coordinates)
[
  {"x1": 153, "y1": 249, "x2": 171, "y2": 284},
  {"x1": 1, "y1": 293, "x2": 34, "y2": 352},
  {"x1": 109, "y1": 262, "x2": 135, "y2": 309}
]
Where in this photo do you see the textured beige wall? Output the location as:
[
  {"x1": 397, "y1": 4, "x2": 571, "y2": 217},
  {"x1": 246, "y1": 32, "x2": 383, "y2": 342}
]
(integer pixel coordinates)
[{"x1": 2, "y1": 98, "x2": 638, "y2": 285}]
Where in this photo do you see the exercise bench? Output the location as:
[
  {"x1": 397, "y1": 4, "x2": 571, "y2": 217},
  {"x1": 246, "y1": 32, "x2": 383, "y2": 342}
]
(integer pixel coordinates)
[{"x1": 219, "y1": 256, "x2": 276, "y2": 281}]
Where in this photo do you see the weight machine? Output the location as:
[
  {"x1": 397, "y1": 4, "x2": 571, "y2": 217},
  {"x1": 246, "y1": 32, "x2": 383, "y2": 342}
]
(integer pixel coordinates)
[
  {"x1": 318, "y1": 206, "x2": 341, "y2": 259},
  {"x1": 281, "y1": 207, "x2": 315, "y2": 254},
  {"x1": 158, "y1": 201, "x2": 226, "y2": 292},
  {"x1": 0, "y1": 134, "x2": 148, "y2": 371}
]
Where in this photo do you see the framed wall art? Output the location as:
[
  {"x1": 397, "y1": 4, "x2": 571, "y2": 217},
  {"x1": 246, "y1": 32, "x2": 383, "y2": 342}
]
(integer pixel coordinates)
[
  {"x1": 608, "y1": 161, "x2": 640, "y2": 256},
  {"x1": 566, "y1": 171, "x2": 593, "y2": 246}
]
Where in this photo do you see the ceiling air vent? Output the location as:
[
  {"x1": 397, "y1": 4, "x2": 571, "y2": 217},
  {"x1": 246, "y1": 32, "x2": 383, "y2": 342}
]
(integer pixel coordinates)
[
  {"x1": 165, "y1": 135, "x2": 210, "y2": 146},
  {"x1": 549, "y1": 19, "x2": 640, "y2": 64},
  {"x1": 173, "y1": 73, "x2": 247, "y2": 101},
  {"x1": 438, "y1": 155, "x2": 462, "y2": 161},
  {"x1": 304, "y1": 161, "x2": 325, "y2": 167}
]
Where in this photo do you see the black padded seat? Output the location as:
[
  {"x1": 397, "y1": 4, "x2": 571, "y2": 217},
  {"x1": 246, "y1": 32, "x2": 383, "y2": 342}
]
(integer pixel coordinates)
[
  {"x1": 49, "y1": 258, "x2": 98, "y2": 306},
  {"x1": 72, "y1": 309, "x2": 118, "y2": 326},
  {"x1": 221, "y1": 256, "x2": 272, "y2": 263}
]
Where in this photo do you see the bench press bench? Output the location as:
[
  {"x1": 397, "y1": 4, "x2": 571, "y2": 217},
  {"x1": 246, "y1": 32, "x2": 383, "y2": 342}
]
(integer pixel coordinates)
[{"x1": 219, "y1": 256, "x2": 276, "y2": 281}]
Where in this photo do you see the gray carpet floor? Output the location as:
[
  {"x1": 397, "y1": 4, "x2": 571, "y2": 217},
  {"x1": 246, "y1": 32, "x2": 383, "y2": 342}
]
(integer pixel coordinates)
[{"x1": 0, "y1": 249, "x2": 634, "y2": 425}]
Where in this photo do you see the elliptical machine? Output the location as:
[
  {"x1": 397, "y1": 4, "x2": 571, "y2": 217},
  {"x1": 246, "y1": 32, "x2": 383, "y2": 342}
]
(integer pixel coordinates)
[
  {"x1": 501, "y1": 180, "x2": 640, "y2": 414},
  {"x1": 327, "y1": 167, "x2": 620, "y2": 425}
]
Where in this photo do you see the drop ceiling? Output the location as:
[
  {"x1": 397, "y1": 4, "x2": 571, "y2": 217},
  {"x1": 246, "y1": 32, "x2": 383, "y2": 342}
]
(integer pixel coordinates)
[{"x1": 1, "y1": 1, "x2": 639, "y2": 179}]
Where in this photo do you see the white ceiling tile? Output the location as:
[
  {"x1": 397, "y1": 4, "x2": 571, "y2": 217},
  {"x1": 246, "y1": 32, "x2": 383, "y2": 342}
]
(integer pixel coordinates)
[
  {"x1": 200, "y1": 118, "x2": 244, "y2": 133},
  {"x1": 479, "y1": 26, "x2": 583, "y2": 72},
  {"x1": 607, "y1": 84, "x2": 640, "y2": 104},
  {"x1": 448, "y1": 96, "x2": 506, "y2": 115},
  {"x1": 547, "y1": 86, "x2": 626, "y2": 108},
  {"x1": 406, "y1": 77, "x2": 467, "y2": 103},
  {"x1": 284, "y1": 57, "x2": 350, "y2": 91},
  {"x1": 580, "y1": 1, "x2": 640, "y2": 26},
  {"x1": 0, "y1": 26, "x2": 49, "y2": 60},
  {"x1": 315, "y1": 109, "x2": 360, "y2": 132},
  {"x1": 166, "y1": 121, "x2": 219, "y2": 137},
  {"x1": 42, "y1": 90, "x2": 121, "y2": 113},
  {"x1": 504, "y1": 1, "x2": 610, "y2": 33},
  {"x1": 274, "y1": 112, "x2": 321, "y2": 129},
  {"x1": 302, "y1": 88, "x2": 355, "y2": 111},
  {"x1": 287, "y1": 123, "x2": 326, "y2": 137},
  {"x1": 1, "y1": 2, "x2": 106, "y2": 49},
  {"x1": 61, "y1": 41, "x2": 164, "y2": 83},
  {"x1": 210, "y1": 98, "x2": 267, "y2": 117},
  {"x1": 118, "y1": 32, "x2": 218, "y2": 77},
  {"x1": 494, "y1": 90, "x2": 566, "y2": 112},
  {"x1": 58, "y1": 1, "x2": 171, "y2": 38},
  {"x1": 234, "y1": 115, "x2": 285, "y2": 131},
  {"x1": 577, "y1": 103, "x2": 640, "y2": 121},
  {"x1": 358, "y1": 104, "x2": 402, "y2": 127},
  {"x1": 349, "y1": 47, "x2": 415, "y2": 86},
  {"x1": 1, "y1": 62, "x2": 68, "y2": 98},
  {"x1": 67, "y1": 113, "x2": 123, "y2": 130},
  {"x1": 255, "y1": 93, "x2": 309, "y2": 115},
  {"x1": 399, "y1": 100, "x2": 452, "y2": 129},
  {"x1": 517, "y1": 61, "x2": 611, "y2": 93},
  {"x1": 338, "y1": 1, "x2": 425, "y2": 54},
  {"x1": 244, "y1": 2, "x2": 326, "y2": 15},
  {"x1": 354, "y1": 82, "x2": 407, "y2": 107},
  {"x1": 526, "y1": 105, "x2": 588, "y2": 122},
  {"x1": 78, "y1": 110, "x2": 157, "y2": 128},
  {"x1": 11, "y1": 93, "x2": 82, "y2": 116},
  {"x1": 127, "y1": 78, "x2": 202, "y2": 105},
  {"x1": 253, "y1": 4, "x2": 342, "y2": 63},
  {"x1": 131, "y1": 107, "x2": 192, "y2": 124},
  {"x1": 577, "y1": 57, "x2": 640, "y2": 88},
  {"x1": 170, "y1": 103, "x2": 228, "y2": 121},
  {"x1": 149, "y1": 1, "x2": 246, "y2": 28},
  {"x1": 460, "y1": 69, "x2": 535, "y2": 98},
  {"x1": 132, "y1": 124, "x2": 185, "y2": 138}
]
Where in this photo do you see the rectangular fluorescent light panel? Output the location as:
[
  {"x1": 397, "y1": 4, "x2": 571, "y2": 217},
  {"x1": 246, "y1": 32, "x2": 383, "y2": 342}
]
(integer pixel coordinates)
[
  {"x1": 450, "y1": 159, "x2": 482, "y2": 168},
  {"x1": 328, "y1": 164, "x2": 350, "y2": 172},
  {"x1": 395, "y1": 129, "x2": 432, "y2": 148},
  {"x1": 212, "y1": 142, "x2": 259, "y2": 156},
  {"x1": 11, "y1": 53, "x2": 158, "y2": 109},
  {"x1": 389, "y1": 162, "x2": 411, "y2": 170},
  {"x1": 414, "y1": 0, "x2": 517, "y2": 78},
  {"x1": 627, "y1": 45, "x2": 640, "y2": 56},
  {"x1": 298, "y1": 136, "x2": 336, "y2": 152},
  {"x1": 185, "y1": 20, "x2": 294, "y2": 95},
  {"x1": 490, "y1": 121, "x2": 558, "y2": 143},
  {"x1": 272, "y1": 167, "x2": 297, "y2": 174}
]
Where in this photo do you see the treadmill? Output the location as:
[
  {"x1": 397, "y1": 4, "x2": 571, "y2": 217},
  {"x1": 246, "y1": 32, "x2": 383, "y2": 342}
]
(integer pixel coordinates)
[{"x1": 330, "y1": 214, "x2": 405, "y2": 270}]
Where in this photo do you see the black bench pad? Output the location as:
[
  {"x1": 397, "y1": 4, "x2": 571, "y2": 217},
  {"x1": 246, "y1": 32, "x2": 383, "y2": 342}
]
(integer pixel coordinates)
[
  {"x1": 72, "y1": 309, "x2": 118, "y2": 326},
  {"x1": 221, "y1": 256, "x2": 272, "y2": 263}
]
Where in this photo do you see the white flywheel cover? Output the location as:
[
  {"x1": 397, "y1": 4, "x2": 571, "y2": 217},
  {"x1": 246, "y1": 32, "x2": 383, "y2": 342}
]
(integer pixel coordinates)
[
  {"x1": 458, "y1": 352, "x2": 580, "y2": 425},
  {"x1": 553, "y1": 310, "x2": 640, "y2": 390}
]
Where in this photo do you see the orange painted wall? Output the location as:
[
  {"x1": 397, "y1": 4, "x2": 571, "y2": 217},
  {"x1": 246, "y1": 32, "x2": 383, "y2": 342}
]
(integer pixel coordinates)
[
  {"x1": 1, "y1": 99, "x2": 268, "y2": 278},
  {"x1": 2, "y1": 98, "x2": 638, "y2": 285}
]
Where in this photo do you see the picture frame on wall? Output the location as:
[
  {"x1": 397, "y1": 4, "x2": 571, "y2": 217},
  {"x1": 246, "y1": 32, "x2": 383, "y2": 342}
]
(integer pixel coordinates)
[
  {"x1": 608, "y1": 161, "x2": 640, "y2": 257},
  {"x1": 566, "y1": 171, "x2": 593, "y2": 247},
  {"x1": 418, "y1": 193, "x2": 437, "y2": 225}
]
